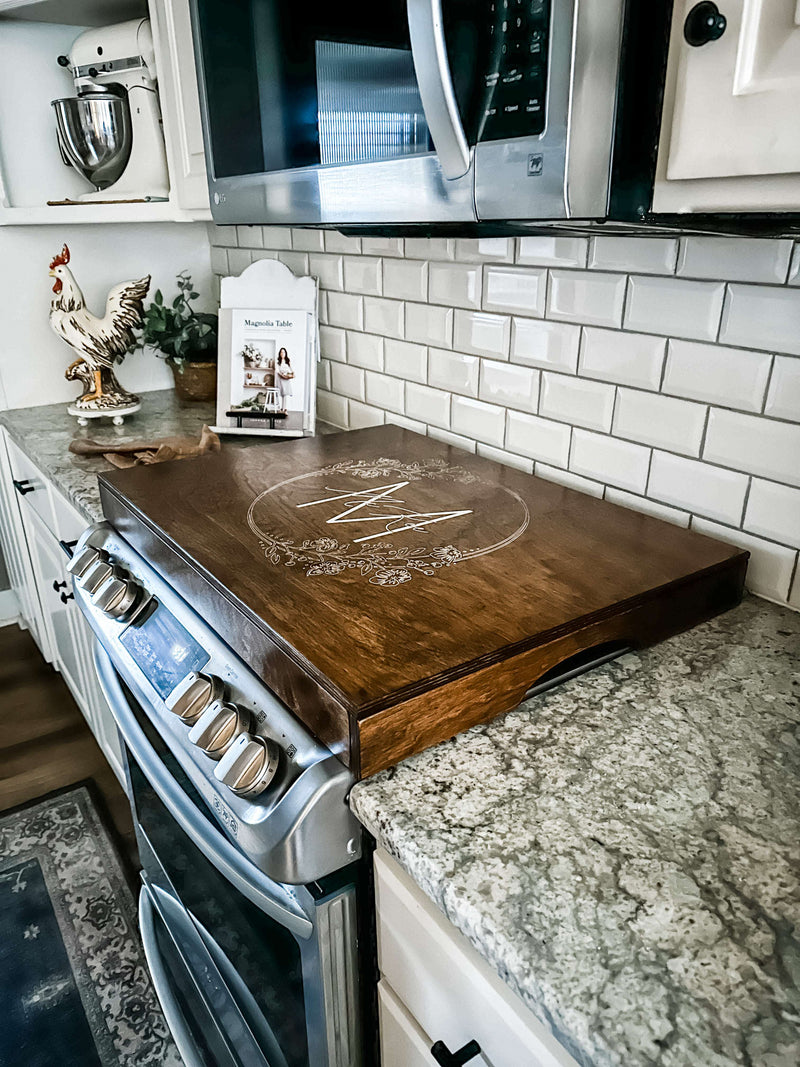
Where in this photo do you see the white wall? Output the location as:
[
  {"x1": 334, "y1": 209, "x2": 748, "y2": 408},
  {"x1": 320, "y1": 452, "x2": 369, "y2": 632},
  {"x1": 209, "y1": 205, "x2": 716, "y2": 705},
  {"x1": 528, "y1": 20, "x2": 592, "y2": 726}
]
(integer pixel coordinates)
[
  {"x1": 0, "y1": 221, "x2": 213, "y2": 409},
  {"x1": 211, "y1": 224, "x2": 800, "y2": 610}
]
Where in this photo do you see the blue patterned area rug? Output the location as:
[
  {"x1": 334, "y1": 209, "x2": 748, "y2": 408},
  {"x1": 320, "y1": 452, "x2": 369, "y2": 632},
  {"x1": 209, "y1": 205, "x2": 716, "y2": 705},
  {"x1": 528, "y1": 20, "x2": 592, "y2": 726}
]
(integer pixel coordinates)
[{"x1": 0, "y1": 784, "x2": 181, "y2": 1067}]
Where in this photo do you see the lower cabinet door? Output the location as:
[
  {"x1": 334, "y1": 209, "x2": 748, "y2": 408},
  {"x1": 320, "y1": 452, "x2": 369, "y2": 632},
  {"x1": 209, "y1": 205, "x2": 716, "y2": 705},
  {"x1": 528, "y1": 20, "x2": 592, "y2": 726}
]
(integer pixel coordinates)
[
  {"x1": 72, "y1": 608, "x2": 126, "y2": 786},
  {"x1": 379, "y1": 981, "x2": 441, "y2": 1067}
]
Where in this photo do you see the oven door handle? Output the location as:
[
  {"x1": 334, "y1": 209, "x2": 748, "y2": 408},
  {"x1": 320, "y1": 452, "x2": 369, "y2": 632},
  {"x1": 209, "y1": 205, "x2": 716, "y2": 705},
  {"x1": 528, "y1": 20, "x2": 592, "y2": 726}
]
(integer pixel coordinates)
[
  {"x1": 139, "y1": 883, "x2": 208, "y2": 1067},
  {"x1": 94, "y1": 642, "x2": 314, "y2": 939},
  {"x1": 407, "y1": 0, "x2": 470, "y2": 179}
]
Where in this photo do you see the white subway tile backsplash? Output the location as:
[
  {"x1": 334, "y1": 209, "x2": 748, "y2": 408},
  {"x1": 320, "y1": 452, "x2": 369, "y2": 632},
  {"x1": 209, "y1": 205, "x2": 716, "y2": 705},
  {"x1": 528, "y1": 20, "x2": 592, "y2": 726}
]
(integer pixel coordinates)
[
  {"x1": 455, "y1": 238, "x2": 514, "y2": 262},
  {"x1": 720, "y1": 284, "x2": 800, "y2": 355},
  {"x1": 384, "y1": 339, "x2": 428, "y2": 383},
  {"x1": 613, "y1": 390, "x2": 706, "y2": 456},
  {"x1": 476, "y1": 444, "x2": 533, "y2": 473},
  {"x1": 213, "y1": 225, "x2": 800, "y2": 609},
  {"x1": 453, "y1": 310, "x2": 510, "y2": 360},
  {"x1": 570, "y1": 430, "x2": 650, "y2": 493},
  {"x1": 517, "y1": 236, "x2": 587, "y2": 267},
  {"x1": 308, "y1": 253, "x2": 344, "y2": 291},
  {"x1": 428, "y1": 427, "x2": 477, "y2": 452},
  {"x1": 363, "y1": 297, "x2": 404, "y2": 339},
  {"x1": 548, "y1": 271, "x2": 626, "y2": 328},
  {"x1": 704, "y1": 408, "x2": 800, "y2": 487},
  {"x1": 483, "y1": 266, "x2": 546, "y2": 316},
  {"x1": 588, "y1": 236, "x2": 678, "y2": 275},
  {"x1": 625, "y1": 275, "x2": 725, "y2": 341},
  {"x1": 406, "y1": 302, "x2": 453, "y2": 347},
  {"x1": 505, "y1": 411, "x2": 571, "y2": 467},
  {"x1": 579, "y1": 328, "x2": 665, "y2": 389},
  {"x1": 382, "y1": 258, "x2": 428, "y2": 302},
  {"x1": 648, "y1": 452, "x2": 748, "y2": 525},
  {"x1": 534, "y1": 463, "x2": 604, "y2": 498},
  {"x1": 479, "y1": 360, "x2": 539, "y2": 413},
  {"x1": 511, "y1": 318, "x2": 580, "y2": 373},
  {"x1": 365, "y1": 371, "x2": 405, "y2": 414},
  {"x1": 677, "y1": 237, "x2": 793, "y2": 284},
  {"x1": 429, "y1": 262, "x2": 482, "y2": 309},
  {"x1": 291, "y1": 229, "x2": 325, "y2": 252},
  {"x1": 691, "y1": 519, "x2": 797, "y2": 602},
  {"x1": 405, "y1": 382, "x2": 451, "y2": 428},
  {"x1": 319, "y1": 325, "x2": 347, "y2": 363},
  {"x1": 317, "y1": 390, "x2": 348, "y2": 427},
  {"x1": 361, "y1": 237, "x2": 404, "y2": 257},
  {"x1": 744, "y1": 479, "x2": 800, "y2": 548},
  {"x1": 348, "y1": 400, "x2": 386, "y2": 429},
  {"x1": 327, "y1": 291, "x2": 363, "y2": 330},
  {"x1": 323, "y1": 231, "x2": 362, "y2": 254},
  {"x1": 347, "y1": 331, "x2": 384, "y2": 371},
  {"x1": 405, "y1": 237, "x2": 454, "y2": 260},
  {"x1": 764, "y1": 356, "x2": 800, "y2": 421},
  {"x1": 540, "y1": 373, "x2": 615, "y2": 431},
  {"x1": 428, "y1": 349, "x2": 480, "y2": 397},
  {"x1": 451, "y1": 396, "x2": 506, "y2": 447},
  {"x1": 330, "y1": 362, "x2": 365, "y2": 401},
  {"x1": 343, "y1": 256, "x2": 382, "y2": 296},
  {"x1": 663, "y1": 340, "x2": 771, "y2": 413},
  {"x1": 210, "y1": 246, "x2": 228, "y2": 274},
  {"x1": 604, "y1": 488, "x2": 690, "y2": 528}
]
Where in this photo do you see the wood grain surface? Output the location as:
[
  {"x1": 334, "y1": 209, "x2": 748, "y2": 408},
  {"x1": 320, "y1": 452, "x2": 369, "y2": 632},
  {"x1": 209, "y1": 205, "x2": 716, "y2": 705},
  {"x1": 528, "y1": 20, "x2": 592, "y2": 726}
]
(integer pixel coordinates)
[{"x1": 100, "y1": 425, "x2": 748, "y2": 777}]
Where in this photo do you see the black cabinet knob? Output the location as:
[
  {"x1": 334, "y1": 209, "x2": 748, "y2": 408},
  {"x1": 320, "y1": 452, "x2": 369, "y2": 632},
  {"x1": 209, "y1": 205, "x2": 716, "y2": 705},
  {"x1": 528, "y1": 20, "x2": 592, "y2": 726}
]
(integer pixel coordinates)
[
  {"x1": 431, "y1": 1039, "x2": 482, "y2": 1066},
  {"x1": 53, "y1": 579, "x2": 68, "y2": 592},
  {"x1": 60, "y1": 590, "x2": 75, "y2": 604},
  {"x1": 684, "y1": 2, "x2": 727, "y2": 46},
  {"x1": 12, "y1": 478, "x2": 35, "y2": 496}
]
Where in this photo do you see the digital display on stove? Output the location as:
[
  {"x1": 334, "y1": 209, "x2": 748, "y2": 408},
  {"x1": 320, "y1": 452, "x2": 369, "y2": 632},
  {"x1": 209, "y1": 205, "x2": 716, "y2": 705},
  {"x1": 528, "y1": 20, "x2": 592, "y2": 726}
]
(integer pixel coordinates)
[{"x1": 120, "y1": 602, "x2": 210, "y2": 700}]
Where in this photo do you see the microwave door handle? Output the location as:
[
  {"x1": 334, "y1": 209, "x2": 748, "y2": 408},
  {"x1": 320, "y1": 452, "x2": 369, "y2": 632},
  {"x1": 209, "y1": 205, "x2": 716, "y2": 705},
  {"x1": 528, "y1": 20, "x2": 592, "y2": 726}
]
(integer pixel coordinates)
[
  {"x1": 407, "y1": 0, "x2": 470, "y2": 179},
  {"x1": 93, "y1": 642, "x2": 314, "y2": 940}
]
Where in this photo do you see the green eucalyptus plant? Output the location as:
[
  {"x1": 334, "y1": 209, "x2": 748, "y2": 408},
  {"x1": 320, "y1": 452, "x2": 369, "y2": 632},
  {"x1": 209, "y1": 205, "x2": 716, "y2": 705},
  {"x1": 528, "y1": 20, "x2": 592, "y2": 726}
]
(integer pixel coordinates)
[{"x1": 135, "y1": 271, "x2": 218, "y2": 370}]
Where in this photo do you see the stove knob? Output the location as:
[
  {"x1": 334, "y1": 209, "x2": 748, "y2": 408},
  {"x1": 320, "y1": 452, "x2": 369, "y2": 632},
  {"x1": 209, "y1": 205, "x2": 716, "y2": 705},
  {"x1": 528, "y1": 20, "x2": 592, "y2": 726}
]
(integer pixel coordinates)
[
  {"x1": 67, "y1": 545, "x2": 103, "y2": 578},
  {"x1": 81, "y1": 559, "x2": 114, "y2": 594},
  {"x1": 165, "y1": 672, "x2": 224, "y2": 725},
  {"x1": 188, "y1": 701, "x2": 250, "y2": 760},
  {"x1": 214, "y1": 734, "x2": 280, "y2": 797},
  {"x1": 92, "y1": 574, "x2": 141, "y2": 620}
]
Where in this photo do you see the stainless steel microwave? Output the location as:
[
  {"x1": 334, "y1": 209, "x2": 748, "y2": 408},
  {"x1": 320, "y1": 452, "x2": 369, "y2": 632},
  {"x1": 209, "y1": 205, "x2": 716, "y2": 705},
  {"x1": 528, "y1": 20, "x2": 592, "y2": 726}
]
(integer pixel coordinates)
[{"x1": 188, "y1": 0, "x2": 672, "y2": 228}]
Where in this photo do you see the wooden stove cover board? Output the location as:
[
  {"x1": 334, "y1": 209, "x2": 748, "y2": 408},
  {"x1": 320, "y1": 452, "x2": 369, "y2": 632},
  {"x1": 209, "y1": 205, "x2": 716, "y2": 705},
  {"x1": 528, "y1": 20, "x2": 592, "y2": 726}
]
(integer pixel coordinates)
[{"x1": 100, "y1": 424, "x2": 746, "y2": 711}]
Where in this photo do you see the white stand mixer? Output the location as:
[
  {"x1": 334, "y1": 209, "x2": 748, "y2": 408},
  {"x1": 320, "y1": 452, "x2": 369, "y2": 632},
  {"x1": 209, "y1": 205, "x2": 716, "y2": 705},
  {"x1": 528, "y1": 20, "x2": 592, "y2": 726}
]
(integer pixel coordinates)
[{"x1": 51, "y1": 19, "x2": 170, "y2": 202}]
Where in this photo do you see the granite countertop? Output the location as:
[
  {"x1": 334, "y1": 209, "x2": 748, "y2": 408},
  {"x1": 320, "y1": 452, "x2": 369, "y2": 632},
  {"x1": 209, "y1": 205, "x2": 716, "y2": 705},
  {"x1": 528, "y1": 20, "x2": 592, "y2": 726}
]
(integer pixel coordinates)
[
  {"x1": 351, "y1": 598, "x2": 800, "y2": 1067},
  {"x1": 0, "y1": 389, "x2": 217, "y2": 523}
]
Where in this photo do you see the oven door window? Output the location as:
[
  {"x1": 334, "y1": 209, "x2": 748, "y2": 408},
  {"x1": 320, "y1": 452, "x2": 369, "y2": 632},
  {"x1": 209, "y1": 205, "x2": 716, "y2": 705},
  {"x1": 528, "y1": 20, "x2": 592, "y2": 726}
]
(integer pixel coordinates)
[
  {"x1": 194, "y1": 0, "x2": 484, "y2": 176},
  {"x1": 127, "y1": 715, "x2": 309, "y2": 1067}
]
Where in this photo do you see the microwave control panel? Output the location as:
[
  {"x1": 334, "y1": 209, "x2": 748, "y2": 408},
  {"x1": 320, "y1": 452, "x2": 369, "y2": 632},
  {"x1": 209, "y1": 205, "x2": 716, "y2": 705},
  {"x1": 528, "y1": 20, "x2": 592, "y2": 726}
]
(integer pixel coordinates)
[{"x1": 482, "y1": 0, "x2": 550, "y2": 141}]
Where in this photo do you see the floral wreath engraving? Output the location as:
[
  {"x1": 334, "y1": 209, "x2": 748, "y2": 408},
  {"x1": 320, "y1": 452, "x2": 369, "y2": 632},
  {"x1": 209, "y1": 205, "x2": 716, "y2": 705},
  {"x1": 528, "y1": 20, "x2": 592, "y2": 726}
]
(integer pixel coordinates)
[{"x1": 248, "y1": 458, "x2": 530, "y2": 586}]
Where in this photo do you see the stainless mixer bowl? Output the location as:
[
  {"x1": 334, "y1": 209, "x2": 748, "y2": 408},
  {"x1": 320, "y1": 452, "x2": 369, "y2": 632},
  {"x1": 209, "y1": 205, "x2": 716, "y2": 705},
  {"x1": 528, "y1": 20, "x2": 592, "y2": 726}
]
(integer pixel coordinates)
[{"x1": 52, "y1": 94, "x2": 132, "y2": 191}]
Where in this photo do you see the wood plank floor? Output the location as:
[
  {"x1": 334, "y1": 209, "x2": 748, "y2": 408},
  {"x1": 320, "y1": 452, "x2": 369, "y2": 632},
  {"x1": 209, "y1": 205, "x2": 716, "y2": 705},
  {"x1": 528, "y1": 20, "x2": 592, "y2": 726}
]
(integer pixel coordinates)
[{"x1": 0, "y1": 621, "x2": 137, "y2": 868}]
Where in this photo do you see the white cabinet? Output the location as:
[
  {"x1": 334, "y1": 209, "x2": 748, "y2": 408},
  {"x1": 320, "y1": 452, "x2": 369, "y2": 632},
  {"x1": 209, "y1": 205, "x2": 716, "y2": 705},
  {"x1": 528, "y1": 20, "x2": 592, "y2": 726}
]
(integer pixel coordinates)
[
  {"x1": 0, "y1": 428, "x2": 125, "y2": 784},
  {"x1": 374, "y1": 849, "x2": 579, "y2": 1067},
  {"x1": 654, "y1": 0, "x2": 800, "y2": 212}
]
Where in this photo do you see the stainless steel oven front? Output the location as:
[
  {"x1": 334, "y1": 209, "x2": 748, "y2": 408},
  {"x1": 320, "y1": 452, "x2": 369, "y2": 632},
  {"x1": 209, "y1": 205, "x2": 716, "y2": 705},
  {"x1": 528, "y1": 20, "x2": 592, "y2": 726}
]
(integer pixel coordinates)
[{"x1": 72, "y1": 522, "x2": 370, "y2": 1067}]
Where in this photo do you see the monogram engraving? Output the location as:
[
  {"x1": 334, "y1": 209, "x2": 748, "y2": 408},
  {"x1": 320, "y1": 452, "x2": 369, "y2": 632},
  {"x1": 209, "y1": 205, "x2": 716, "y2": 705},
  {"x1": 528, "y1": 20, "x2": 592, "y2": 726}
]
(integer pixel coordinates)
[{"x1": 296, "y1": 481, "x2": 473, "y2": 543}]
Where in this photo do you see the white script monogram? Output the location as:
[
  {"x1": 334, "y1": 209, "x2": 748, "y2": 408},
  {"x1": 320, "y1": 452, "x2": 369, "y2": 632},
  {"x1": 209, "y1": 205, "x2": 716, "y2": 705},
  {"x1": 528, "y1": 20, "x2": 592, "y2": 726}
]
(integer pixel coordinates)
[{"x1": 296, "y1": 481, "x2": 473, "y2": 543}]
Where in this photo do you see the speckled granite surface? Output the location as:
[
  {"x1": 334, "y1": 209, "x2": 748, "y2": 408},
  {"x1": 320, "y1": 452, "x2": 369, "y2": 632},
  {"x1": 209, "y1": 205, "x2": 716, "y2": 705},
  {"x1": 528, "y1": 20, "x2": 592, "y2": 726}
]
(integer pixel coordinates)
[
  {"x1": 351, "y1": 598, "x2": 800, "y2": 1067},
  {"x1": 0, "y1": 390, "x2": 216, "y2": 523}
]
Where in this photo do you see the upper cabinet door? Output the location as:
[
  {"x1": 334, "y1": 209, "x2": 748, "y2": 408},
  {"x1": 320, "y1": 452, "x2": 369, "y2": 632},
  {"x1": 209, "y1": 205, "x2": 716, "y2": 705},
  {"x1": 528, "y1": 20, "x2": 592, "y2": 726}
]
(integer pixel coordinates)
[
  {"x1": 667, "y1": 0, "x2": 800, "y2": 181},
  {"x1": 149, "y1": 0, "x2": 212, "y2": 216}
]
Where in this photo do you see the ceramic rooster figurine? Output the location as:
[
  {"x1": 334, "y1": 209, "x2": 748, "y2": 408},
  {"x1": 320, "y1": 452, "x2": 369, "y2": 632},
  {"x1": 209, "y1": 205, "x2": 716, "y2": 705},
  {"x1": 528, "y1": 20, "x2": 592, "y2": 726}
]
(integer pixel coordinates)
[{"x1": 48, "y1": 244, "x2": 150, "y2": 425}]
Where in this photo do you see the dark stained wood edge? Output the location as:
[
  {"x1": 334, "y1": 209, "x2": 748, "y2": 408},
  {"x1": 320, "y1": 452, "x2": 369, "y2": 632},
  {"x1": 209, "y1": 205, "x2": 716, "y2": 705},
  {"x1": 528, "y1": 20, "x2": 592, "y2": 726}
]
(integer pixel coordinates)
[{"x1": 355, "y1": 554, "x2": 747, "y2": 779}]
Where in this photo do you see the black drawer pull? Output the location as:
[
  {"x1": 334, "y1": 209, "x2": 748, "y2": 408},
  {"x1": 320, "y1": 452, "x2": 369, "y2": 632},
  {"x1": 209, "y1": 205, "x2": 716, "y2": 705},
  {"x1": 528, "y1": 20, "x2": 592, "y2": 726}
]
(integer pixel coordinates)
[
  {"x1": 59, "y1": 590, "x2": 74, "y2": 604},
  {"x1": 59, "y1": 538, "x2": 79, "y2": 559},
  {"x1": 684, "y1": 2, "x2": 727, "y2": 46},
  {"x1": 12, "y1": 478, "x2": 35, "y2": 496},
  {"x1": 431, "y1": 1039, "x2": 482, "y2": 1066},
  {"x1": 53, "y1": 579, "x2": 68, "y2": 592}
]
